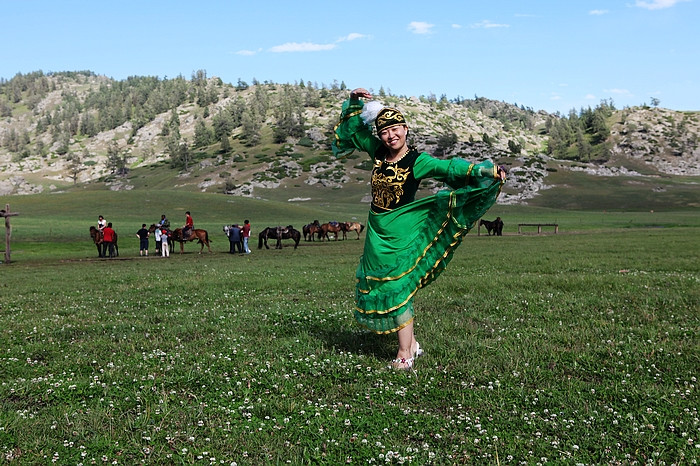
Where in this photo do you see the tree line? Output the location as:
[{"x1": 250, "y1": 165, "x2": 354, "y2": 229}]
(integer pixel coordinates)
[
  {"x1": 2, "y1": 70, "x2": 646, "y2": 186},
  {"x1": 0, "y1": 70, "x2": 349, "y2": 174}
]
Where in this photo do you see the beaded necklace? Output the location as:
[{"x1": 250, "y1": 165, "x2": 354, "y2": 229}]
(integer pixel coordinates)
[{"x1": 385, "y1": 146, "x2": 410, "y2": 164}]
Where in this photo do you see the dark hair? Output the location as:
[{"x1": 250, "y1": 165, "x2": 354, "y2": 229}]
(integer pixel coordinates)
[
  {"x1": 142, "y1": 224, "x2": 146, "y2": 227},
  {"x1": 107, "y1": 222, "x2": 113, "y2": 227}
]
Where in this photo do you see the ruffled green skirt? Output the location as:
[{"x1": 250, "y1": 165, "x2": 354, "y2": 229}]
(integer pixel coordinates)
[{"x1": 354, "y1": 179, "x2": 502, "y2": 333}]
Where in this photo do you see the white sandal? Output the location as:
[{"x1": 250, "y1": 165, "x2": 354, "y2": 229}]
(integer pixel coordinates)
[
  {"x1": 390, "y1": 356, "x2": 415, "y2": 371},
  {"x1": 414, "y1": 341, "x2": 424, "y2": 359},
  {"x1": 389, "y1": 341, "x2": 424, "y2": 371}
]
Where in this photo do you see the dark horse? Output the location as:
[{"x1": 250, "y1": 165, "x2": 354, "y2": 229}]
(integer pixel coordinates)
[
  {"x1": 89, "y1": 226, "x2": 119, "y2": 258},
  {"x1": 303, "y1": 220, "x2": 323, "y2": 242},
  {"x1": 258, "y1": 225, "x2": 301, "y2": 250},
  {"x1": 480, "y1": 217, "x2": 504, "y2": 236},
  {"x1": 171, "y1": 227, "x2": 212, "y2": 254}
]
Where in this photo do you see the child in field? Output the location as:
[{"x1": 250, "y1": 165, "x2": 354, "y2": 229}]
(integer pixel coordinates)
[{"x1": 160, "y1": 228, "x2": 170, "y2": 257}]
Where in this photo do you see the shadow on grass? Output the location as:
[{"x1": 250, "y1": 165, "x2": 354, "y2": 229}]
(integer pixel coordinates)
[{"x1": 318, "y1": 326, "x2": 395, "y2": 361}]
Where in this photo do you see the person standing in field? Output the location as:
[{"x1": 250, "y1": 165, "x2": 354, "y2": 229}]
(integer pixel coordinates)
[
  {"x1": 242, "y1": 220, "x2": 251, "y2": 254},
  {"x1": 154, "y1": 226, "x2": 162, "y2": 256},
  {"x1": 102, "y1": 222, "x2": 117, "y2": 258},
  {"x1": 136, "y1": 223, "x2": 150, "y2": 256},
  {"x1": 332, "y1": 87, "x2": 506, "y2": 370},
  {"x1": 228, "y1": 224, "x2": 243, "y2": 254},
  {"x1": 160, "y1": 226, "x2": 170, "y2": 257}
]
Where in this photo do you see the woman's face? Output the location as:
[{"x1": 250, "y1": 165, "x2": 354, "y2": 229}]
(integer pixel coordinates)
[{"x1": 379, "y1": 125, "x2": 408, "y2": 151}]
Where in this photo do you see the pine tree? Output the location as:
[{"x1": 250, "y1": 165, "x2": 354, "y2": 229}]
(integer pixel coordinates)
[{"x1": 193, "y1": 118, "x2": 213, "y2": 148}]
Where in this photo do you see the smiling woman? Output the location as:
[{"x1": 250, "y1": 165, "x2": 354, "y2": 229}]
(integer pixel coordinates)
[{"x1": 332, "y1": 87, "x2": 506, "y2": 370}]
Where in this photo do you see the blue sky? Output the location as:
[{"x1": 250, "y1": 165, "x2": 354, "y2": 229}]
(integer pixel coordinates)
[{"x1": 1, "y1": 0, "x2": 697, "y2": 114}]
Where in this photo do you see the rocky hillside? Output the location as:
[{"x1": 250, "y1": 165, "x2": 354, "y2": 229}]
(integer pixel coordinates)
[{"x1": 0, "y1": 71, "x2": 698, "y2": 205}]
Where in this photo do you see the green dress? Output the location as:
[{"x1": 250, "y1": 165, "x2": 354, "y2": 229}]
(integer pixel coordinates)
[{"x1": 333, "y1": 97, "x2": 504, "y2": 334}]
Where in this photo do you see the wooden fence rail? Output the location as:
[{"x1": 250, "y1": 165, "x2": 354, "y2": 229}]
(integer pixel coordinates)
[{"x1": 517, "y1": 223, "x2": 558, "y2": 234}]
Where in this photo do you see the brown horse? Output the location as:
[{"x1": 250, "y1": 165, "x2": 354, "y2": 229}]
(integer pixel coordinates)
[
  {"x1": 171, "y1": 227, "x2": 212, "y2": 254},
  {"x1": 303, "y1": 220, "x2": 323, "y2": 241},
  {"x1": 342, "y1": 222, "x2": 365, "y2": 240},
  {"x1": 320, "y1": 222, "x2": 343, "y2": 241},
  {"x1": 89, "y1": 226, "x2": 119, "y2": 258}
]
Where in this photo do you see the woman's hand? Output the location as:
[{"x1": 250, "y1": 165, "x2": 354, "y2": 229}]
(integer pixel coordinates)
[
  {"x1": 350, "y1": 88, "x2": 372, "y2": 100},
  {"x1": 497, "y1": 165, "x2": 507, "y2": 181}
]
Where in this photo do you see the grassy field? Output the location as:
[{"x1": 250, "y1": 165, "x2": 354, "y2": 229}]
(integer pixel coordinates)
[{"x1": 1, "y1": 191, "x2": 699, "y2": 464}]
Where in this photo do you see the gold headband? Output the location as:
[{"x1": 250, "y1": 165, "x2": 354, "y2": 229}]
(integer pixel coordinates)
[{"x1": 375, "y1": 107, "x2": 406, "y2": 133}]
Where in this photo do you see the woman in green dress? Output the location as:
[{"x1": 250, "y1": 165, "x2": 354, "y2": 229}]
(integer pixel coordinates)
[{"x1": 332, "y1": 87, "x2": 506, "y2": 370}]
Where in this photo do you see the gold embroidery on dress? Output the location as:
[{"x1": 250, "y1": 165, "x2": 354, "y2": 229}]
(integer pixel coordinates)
[{"x1": 372, "y1": 159, "x2": 411, "y2": 209}]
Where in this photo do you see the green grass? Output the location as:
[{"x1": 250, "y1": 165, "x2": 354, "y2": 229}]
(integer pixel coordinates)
[
  {"x1": 529, "y1": 169, "x2": 700, "y2": 211},
  {"x1": 0, "y1": 192, "x2": 699, "y2": 464}
]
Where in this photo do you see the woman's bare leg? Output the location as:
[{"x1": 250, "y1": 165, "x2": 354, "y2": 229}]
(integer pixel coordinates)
[{"x1": 394, "y1": 321, "x2": 417, "y2": 368}]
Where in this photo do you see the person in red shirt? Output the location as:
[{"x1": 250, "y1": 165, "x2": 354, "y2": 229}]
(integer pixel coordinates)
[
  {"x1": 242, "y1": 219, "x2": 251, "y2": 254},
  {"x1": 183, "y1": 211, "x2": 194, "y2": 239},
  {"x1": 102, "y1": 222, "x2": 117, "y2": 258}
]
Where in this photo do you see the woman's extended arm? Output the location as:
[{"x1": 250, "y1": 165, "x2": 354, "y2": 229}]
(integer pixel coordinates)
[{"x1": 414, "y1": 153, "x2": 505, "y2": 189}]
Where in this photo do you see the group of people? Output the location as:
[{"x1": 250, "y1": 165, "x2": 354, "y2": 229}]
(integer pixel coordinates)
[
  {"x1": 134, "y1": 214, "x2": 173, "y2": 257},
  {"x1": 98, "y1": 212, "x2": 198, "y2": 258},
  {"x1": 102, "y1": 212, "x2": 253, "y2": 257},
  {"x1": 224, "y1": 220, "x2": 251, "y2": 254},
  {"x1": 97, "y1": 215, "x2": 117, "y2": 258},
  {"x1": 151, "y1": 213, "x2": 173, "y2": 257}
]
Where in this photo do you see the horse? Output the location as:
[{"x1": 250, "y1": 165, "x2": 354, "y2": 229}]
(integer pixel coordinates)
[
  {"x1": 89, "y1": 226, "x2": 119, "y2": 258},
  {"x1": 303, "y1": 220, "x2": 323, "y2": 242},
  {"x1": 480, "y1": 217, "x2": 504, "y2": 236},
  {"x1": 320, "y1": 222, "x2": 343, "y2": 241},
  {"x1": 342, "y1": 222, "x2": 365, "y2": 240},
  {"x1": 170, "y1": 227, "x2": 212, "y2": 254},
  {"x1": 258, "y1": 225, "x2": 301, "y2": 250}
]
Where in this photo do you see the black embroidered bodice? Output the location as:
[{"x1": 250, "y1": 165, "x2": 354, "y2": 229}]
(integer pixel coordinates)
[{"x1": 371, "y1": 149, "x2": 421, "y2": 212}]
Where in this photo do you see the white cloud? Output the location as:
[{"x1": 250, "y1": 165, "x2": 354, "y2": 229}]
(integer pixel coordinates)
[
  {"x1": 634, "y1": 0, "x2": 688, "y2": 10},
  {"x1": 585, "y1": 94, "x2": 597, "y2": 100},
  {"x1": 269, "y1": 42, "x2": 336, "y2": 53},
  {"x1": 452, "y1": 23, "x2": 462, "y2": 29},
  {"x1": 589, "y1": 9, "x2": 609, "y2": 15},
  {"x1": 235, "y1": 49, "x2": 257, "y2": 56},
  {"x1": 470, "y1": 20, "x2": 510, "y2": 29},
  {"x1": 408, "y1": 21, "x2": 435, "y2": 34},
  {"x1": 337, "y1": 33, "x2": 367, "y2": 42}
]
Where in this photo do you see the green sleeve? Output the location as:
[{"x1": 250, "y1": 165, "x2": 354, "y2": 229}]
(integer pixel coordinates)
[
  {"x1": 332, "y1": 98, "x2": 383, "y2": 158},
  {"x1": 413, "y1": 153, "x2": 500, "y2": 189}
]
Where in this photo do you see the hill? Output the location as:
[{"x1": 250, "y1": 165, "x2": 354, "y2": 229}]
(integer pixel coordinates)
[{"x1": 0, "y1": 70, "x2": 698, "y2": 211}]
